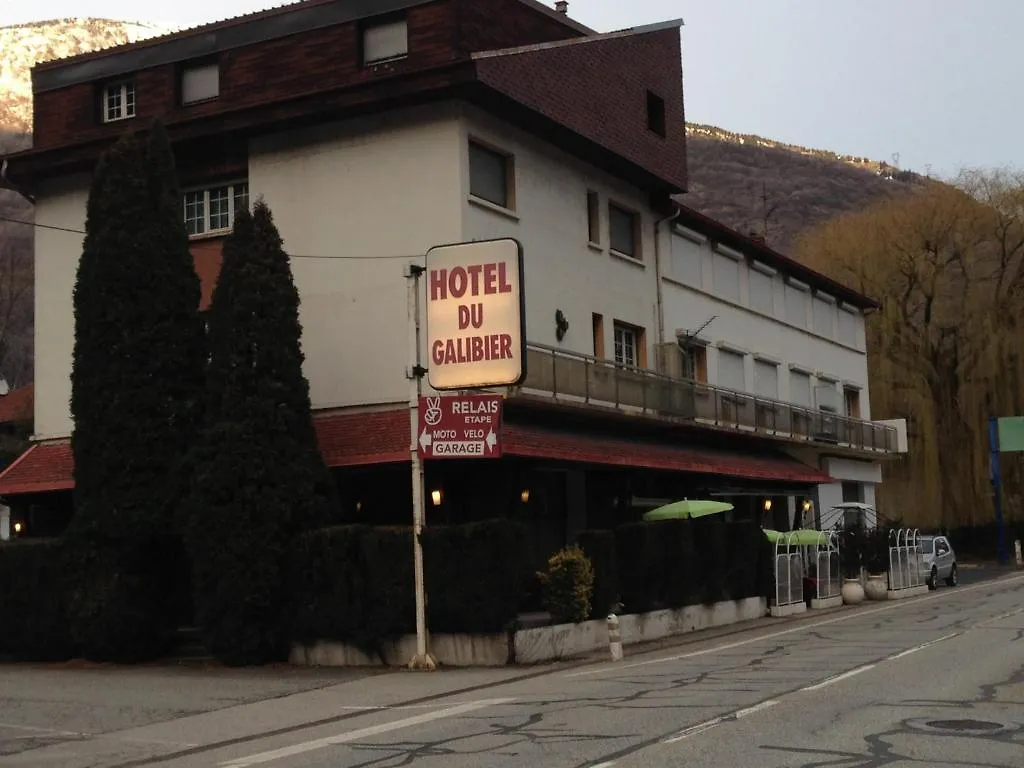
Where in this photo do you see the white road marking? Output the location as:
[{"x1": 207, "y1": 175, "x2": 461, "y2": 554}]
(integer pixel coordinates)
[
  {"x1": 662, "y1": 699, "x2": 778, "y2": 744},
  {"x1": 217, "y1": 698, "x2": 513, "y2": 767},
  {"x1": 801, "y1": 663, "x2": 876, "y2": 692},
  {"x1": 734, "y1": 699, "x2": 780, "y2": 718},
  {"x1": 566, "y1": 572, "x2": 1024, "y2": 678},
  {"x1": 0, "y1": 722, "x2": 85, "y2": 737},
  {"x1": 590, "y1": 762, "x2": 617, "y2": 768},
  {"x1": 886, "y1": 631, "x2": 961, "y2": 660},
  {"x1": 662, "y1": 717, "x2": 726, "y2": 744}
]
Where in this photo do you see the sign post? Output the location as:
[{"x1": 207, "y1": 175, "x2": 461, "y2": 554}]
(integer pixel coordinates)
[
  {"x1": 990, "y1": 415, "x2": 1024, "y2": 567},
  {"x1": 405, "y1": 263, "x2": 433, "y2": 670},
  {"x1": 404, "y1": 238, "x2": 525, "y2": 671}
]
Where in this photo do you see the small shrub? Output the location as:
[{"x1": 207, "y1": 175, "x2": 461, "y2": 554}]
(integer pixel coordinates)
[
  {"x1": 0, "y1": 540, "x2": 73, "y2": 661},
  {"x1": 538, "y1": 546, "x2": 595, "y2": 624},
  {"x1": 577, "y1": 530, "x2": 618, "y2": 618}
]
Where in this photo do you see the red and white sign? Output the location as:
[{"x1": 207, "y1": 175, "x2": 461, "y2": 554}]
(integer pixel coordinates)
[
  {"x1": 417, "y1": 394, "x2": 503, "y2": 459},
  {"x1": 425, "y1": 238, "x2": 526, "y2": 391}
]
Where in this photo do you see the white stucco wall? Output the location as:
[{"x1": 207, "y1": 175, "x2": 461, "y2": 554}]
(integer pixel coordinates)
[
  {"x1": 458, "y1": 106, "x2": 660, "y2": 362},
  {"x1": 249, "y1": 105, "x2": 465, "y2": 409},
  {"x1": 32, "y1": 174, "x2": 90, "y2": 439},
  {"x1": 662, "y1": 228, "x2": 873, "y2": 418}
]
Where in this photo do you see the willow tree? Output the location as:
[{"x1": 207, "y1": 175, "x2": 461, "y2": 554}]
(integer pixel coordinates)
[{"x1": 796, "y1": 171, "x2": 1024, "y2": 530}]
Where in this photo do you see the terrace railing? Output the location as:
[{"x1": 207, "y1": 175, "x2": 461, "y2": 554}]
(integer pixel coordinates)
[{"x1": 517, "y1": 343, "x2": 898, "y2": 454}]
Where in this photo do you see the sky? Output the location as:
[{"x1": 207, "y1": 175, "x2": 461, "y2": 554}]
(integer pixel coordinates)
[{"x1": 1, "y1": 0, "x2": 1021, "y2": 180}]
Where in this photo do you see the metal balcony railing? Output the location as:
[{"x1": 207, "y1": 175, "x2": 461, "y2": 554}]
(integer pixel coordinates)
[{"x1": 516, "y1": 343, "x2": 898, "y2": 454}]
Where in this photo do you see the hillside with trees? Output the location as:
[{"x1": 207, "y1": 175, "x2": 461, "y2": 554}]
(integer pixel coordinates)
[{"x1": 682, "y1": 125, "x2": 930, "y2": 251}]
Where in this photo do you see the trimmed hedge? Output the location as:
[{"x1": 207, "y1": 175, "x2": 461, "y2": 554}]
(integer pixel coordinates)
[
  {"x1": 423, "y1": 519, "x2": 530, "y2": 634},
  {"x1": 290, "y1": 519, "x2": 530, "y2": 652},
  {"x1": 63, "y1": 534, "x2": 182, "y2": 663},
  {"x1": 0, "y1": 540, "x2": 73, "y2": 661},
  {"x1": 589, "y1": 519, "x2": 771, "y2": 615}
]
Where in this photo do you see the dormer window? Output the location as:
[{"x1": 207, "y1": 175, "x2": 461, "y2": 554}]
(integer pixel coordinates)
[
  {"x1": 181, "y1": 62, "x2": 220, "y2": 105},
  {"x1": 103, "y1": 81, "x2": 136, "y2": 123},
  {"x1": 361, "y1": 15, "x2": 408, "y2": 65}
]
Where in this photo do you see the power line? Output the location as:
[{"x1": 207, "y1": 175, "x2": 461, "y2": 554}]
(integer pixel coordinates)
[{"x1": 0, "y1": 215, "x2": 424, "y2": 261}]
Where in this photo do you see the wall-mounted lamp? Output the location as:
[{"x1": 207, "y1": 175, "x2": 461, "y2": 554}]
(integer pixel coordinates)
[
  {"x1": 520, "y1": 489, "x2": 530, "y2": 503},
  {"x1": 13, "y1": 521, "x2": 22, "y2": 534},
  {"x1": 430, "y1": 489, "x2": 443, "y2": 507},
  {"x1": 355, "y1": 501, "x2": 363, "y2": 514},
  {"x1": 802, "y1": 499, "x2": 812, "y2": 513},
  {"x1": 763, "y1": 499, "x2": 773, "y2": 512},
  {"x1": 555, "y1": 309, "x2": 569, "y2": 342}
]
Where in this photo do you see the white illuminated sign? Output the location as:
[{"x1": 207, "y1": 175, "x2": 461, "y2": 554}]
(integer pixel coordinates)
[{"x1": 425, "y1": 238, "x2": 526, "y2": 391}]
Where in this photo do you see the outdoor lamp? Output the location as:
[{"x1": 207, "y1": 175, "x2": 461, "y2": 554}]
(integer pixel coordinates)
[
  {"x1": 520, "y1": 489, "x2": 530, "y2": 503},
  {"x1": 763, "y1": 499, "x2": 772, "y2": 512},
  {"x1": 802, "y1": 499, "x2": 812, "y2": 512},
  {"x1": 13, "y1": 522, "x2": 22, "y2": 534},
  {"x1": 431, "y1": 489, "x2": 443, "y2": 507}
]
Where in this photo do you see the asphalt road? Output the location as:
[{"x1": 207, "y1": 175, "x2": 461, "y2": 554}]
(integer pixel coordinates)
[{"x1": 2, "y1": 570, "x2": 1022, "y2": 768}]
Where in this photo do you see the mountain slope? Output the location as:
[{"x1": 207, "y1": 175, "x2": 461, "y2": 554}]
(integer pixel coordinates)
[{"x1": 682, "y1": 125, "x2": 929, "y2": 251}]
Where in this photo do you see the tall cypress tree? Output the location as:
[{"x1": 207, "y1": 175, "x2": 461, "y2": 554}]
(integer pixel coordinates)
[
  {"x1": 185, "y1": 201, "x2": 336, "y2": 666},
  {"x1": 66, "y1": 121, "x2": 206, "y2": 661}
]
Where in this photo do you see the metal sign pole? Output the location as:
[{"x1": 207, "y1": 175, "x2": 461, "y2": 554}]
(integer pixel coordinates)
[
  {"x1": 406, "y1": 263, "x2": 436, "y2": 671},
  {"x1": 988, "y1": 416, "x2": 1009, "y2": 566}
]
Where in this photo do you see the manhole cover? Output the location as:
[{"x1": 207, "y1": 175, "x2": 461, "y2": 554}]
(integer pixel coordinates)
[
  {"x1": 927, "y1": 719, "x2": 1004, "y2": 732},
  {"x1": 906, "y1": 717, "x2": 1019, "y2": 737}
]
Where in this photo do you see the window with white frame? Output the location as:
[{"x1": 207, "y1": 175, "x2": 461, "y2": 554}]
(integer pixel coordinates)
[
  {"x1": 669, "y1": 236, "x2": 702, "y2": 286},
  {"x1": 754, "y1": 358, "x2": 779, "y2": 399},
  {"x1": 184, "y1": 182, "x2": 250, "y2": 236},
  {"x1": 717, "y1": 348, "x2": 745, "y2": 391},
  {"x1": 362, "y1": 16, "x2": 408, "y2": 65},
  {"x1": 813, "y1": 295, "x2": 836, "y2": 338},
  {"x1": 749, "y1": 266, "x2": 775, "y2": 315},
  {"x1": 785, "y1": 282, "x2": 808, "y2": 327},
  {"x1": 838, "y1": 307, "x2": 858, "y2": 346},
  {"x1": 789, "y1": 369, "x2": 812, "y2": 407},
  {"x1": 713, "y1": 251, "x2": 741, "y2": 302},
  {"x1": 613, "y1": 322, "x2": 639, "y2": 367},
  {"x1": 103, "y1": 81, "x2": 136, "y2": 123}
]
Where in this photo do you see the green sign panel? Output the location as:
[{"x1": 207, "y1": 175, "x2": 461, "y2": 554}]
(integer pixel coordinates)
[{"x1": 997, "y1": 416, "x2": 1024, "y2": 453}]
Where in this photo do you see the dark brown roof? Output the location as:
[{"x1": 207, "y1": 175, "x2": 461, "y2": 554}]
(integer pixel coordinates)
[{"x1": 32, "y1": 0, "x2": 593, "y2": 91}]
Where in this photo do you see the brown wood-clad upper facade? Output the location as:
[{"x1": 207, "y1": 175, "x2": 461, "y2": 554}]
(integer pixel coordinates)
[{"x1": 4, "y1": 0, "x2": 689, "y2": 198}]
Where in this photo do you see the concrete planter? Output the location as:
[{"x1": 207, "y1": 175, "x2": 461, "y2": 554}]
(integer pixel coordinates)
[
  {"x1": 841, "y1": 578, "x2": 865, "y2": 605},
  {"x1": 864, "y1": 574, "x2": 888, "y2": 601},
  {"x1": 290, "y1": 596, "x2": 767, "y2": 668}
]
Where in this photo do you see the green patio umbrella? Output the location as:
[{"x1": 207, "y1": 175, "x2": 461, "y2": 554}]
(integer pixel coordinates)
[
  {"x1": 764, "y1": 528, "x2": 829, "y2": 546},
  {"x1": 642, "y1": 499, "x2": 734, "y2": 522}
]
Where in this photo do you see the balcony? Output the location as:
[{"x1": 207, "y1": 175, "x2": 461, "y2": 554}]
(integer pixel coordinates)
[{"x1": 514, "y1": 343, "x2": 898, "y2": 455}]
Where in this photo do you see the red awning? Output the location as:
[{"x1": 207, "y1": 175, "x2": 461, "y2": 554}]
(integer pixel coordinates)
[
  {"x1": 0, "y1": 441, "x2": 74, "y2": 495},
  {"x1": 0, "y1": 411, "x2": 829, "y2": 495},
  {"x1": 502, "y1": 423, "x2": 831, "y2": 484}
]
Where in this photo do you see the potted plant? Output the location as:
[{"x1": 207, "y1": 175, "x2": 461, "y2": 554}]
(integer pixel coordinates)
[{"x1": 838, "y1": 524, "x2": 865, "y2": 605}]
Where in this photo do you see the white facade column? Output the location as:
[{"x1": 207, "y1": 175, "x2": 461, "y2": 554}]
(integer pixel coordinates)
[{"x1": 0, "y1": 505, "x2": 9, "y2": 541}]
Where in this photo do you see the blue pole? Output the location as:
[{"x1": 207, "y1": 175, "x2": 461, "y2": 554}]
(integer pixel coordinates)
[{"x1": 989, "y1": 416, "x2": 1008, "y2": 566}]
